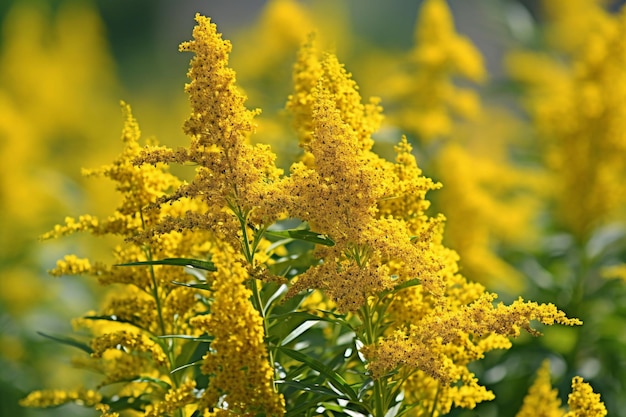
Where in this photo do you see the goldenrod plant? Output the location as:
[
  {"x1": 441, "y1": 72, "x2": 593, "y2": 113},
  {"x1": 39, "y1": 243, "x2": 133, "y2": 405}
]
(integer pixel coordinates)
[
  {"x1": 19, "y1": 11, "x2": 609, "y2": 417},
  {"x1": 508, "y1": 0, "x2": 626, "y2": 241},
  {"x1": 501, "y1": 1, "x2": 626, "y2": 415},
  {"x1": 516, "y1": 361, "x2": 606, "y2": 417},
  {"x1": 0, "y1": 2, "x2": 123, "y2": 415},
  {"x1": 379, "y1": 0, "x2": 541, "y2": 293}
]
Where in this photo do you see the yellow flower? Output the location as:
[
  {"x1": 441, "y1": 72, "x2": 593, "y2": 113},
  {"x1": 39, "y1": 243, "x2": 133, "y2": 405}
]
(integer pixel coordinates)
[
  {"x1": 285, "y1": 54, "x2": 444, "y2": 311},
  {"x1": 191, "y1": 245, "x2": 285, "y2": 416},
  {"x1": 507, "y1": 2, "x2": 626, "y2": 239},
  {"x1": 389, "y1": 0, "x2": 485, "y2": 141},
  {"x1": 19, "y1": 388, "x2": 102, "y2": 408},
  {"x1": 95, "y1": 403, "x2": 120, "y2": 417},
  {"x1": 26, "y1": 102, "x2": 213, "y2": 414},
  {"x1": 601, "y1": 263, "x2": 626, "y2": 282},
  {"x1": 368, "y1": 295, "x2": 581, "y2": 380},
  {"x1": 49, "y1": 254, "x2": 92, "y2": 277},
  {"x1": 232, "y1": 0, "x2": 314, "y2": 84},
  {"x1": 377, "y1": 137, "x2": 441, "y2": 229},
  {"x1": 516, "y1": 360, "x2": 564, "y2": 417},
  {"x1": 91, "y1": 330, "x2": 168, "y2": 368},
  {"x1": 286, "y1": 33, "x2": 323, "y2": 148},
  {"x1": 135, "y1": 14, "x2": 284, "y2": 245},
  {"x1": 284, "y1": 80, "x2": 389, "y2": 243},
  {"x1": 564, "y1": 376, "x2": 607, "y2": 417},
  {"x1": 282, "y1": 35, "x2": 582, "y2": 416},
  {"x1": 145, "y1": 380, "x2": 198, "y2": 417}
]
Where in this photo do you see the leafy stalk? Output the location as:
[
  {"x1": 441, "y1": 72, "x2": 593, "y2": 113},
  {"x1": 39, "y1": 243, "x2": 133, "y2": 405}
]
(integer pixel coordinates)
[
  {"x1": 139, "y1": 210, "x2": 184, "y2": 417},
  {"x1": 228, "y1": 200, "x2": 281, "y2": 393}
]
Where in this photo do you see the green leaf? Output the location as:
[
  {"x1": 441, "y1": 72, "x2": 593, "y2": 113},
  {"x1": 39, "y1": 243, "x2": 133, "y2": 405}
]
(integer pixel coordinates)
[
  {"x1": 269, "y1": 252, "x2": 319, "y2": 277},
  {"x1": 280, "y1": 320, "x2": 319, "y2": 346},
  {"x1": 269, "y1": 311, "x2": 320, "y2": 346},
  {"x1": 266, "y1": 228, "x2": 334, "y2": 246},
  {"x1": 277, "y1": 380, "x2": 339, "y2": 397},
  {"x1": 396, "y1": 402, "x2": 420, "y2": 417},
  {"x1": 269, "y1": 310, "x2": 337, "y2": 323},
  {"x1": 389, "y1": 278, "x2": 421, "y2": 294},
  {"x1": 158, "y1": 334, "x2": 214, "y2": 343},
  {"x1": 170, "y1": 360, "x2": 202, "y2": 375},
  {"x1": 37, "y1": 331, "x2": 93, "y2": 354},
  {"x1": 131, "y1": 376, "x2": 172, "y2": 390},
  {"x1": 171, "y1": 281, "x2": 212, "y2": 291},
  {"x1": 173, "y1": 337, "x2": 211, "y2": 375},
  {"x1": 278, "y1": 347, "x2": 359, "y2": 402},
  {"x1": 259, "y1": 282, "x2": 288, "y2": 316},
  {"x1": 284, "y1": 397, "x2": 334, "y2": 417},
  {"x1": 116, "y1": 257, "x2": 216, "y2": 271},
  {"x1": 266, "y1": 238, "x2": 294, "y2": 253}
]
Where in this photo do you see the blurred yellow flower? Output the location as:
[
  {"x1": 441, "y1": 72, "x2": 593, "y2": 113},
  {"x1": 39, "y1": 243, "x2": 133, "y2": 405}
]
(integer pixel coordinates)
[
  {"x1": 389, "y1": 0, "x2": 485, "y2": 141},
  {"x1": 516, "y1": 360, "x2": 564, "y2": 417},
  {"x1": 507, "y1": 1, "x2": 626, "y2": 239}
]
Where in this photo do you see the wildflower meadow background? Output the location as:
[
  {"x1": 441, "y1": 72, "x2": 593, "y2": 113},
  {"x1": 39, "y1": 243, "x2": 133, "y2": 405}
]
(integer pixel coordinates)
[{"x1": 1, "y1": 0, "x2": 625, "y2": 416}]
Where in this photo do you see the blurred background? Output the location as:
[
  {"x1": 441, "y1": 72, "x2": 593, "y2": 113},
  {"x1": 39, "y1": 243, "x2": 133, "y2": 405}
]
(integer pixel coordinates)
[{"x1": 2, "y1": 0, "x2": 626, "y2": 416}]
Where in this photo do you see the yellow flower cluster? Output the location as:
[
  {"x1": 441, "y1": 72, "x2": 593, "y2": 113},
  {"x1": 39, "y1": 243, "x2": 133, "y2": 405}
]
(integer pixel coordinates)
[
  {"x1": 376, "y1": 0, "x2": 540, "y2": 292},
  {"x1": 507, "y1": 1, "x2": 626, "y2": 239},
  {"x1": 49, "y1": 254, "x2": 92, "y2": 277},
  {"x1": 132, "y1": 16, "x2": 286, "y2": 415},
  {"x1": 23, "y1": 7, "x2": 602, "y2": 417},
  {"x1": 280, "y1": 27, "x2": 581, "y2": 413},
  {"x1": 135, "y1": 15, "x2": 283, "y2": 240},
  {"x1": 515, "y1": 361, "x2": 564, "y2": 417},
  {"x1": 287, "y1": 39, "x2": 382, "y2": 151},
  {"x1": 145, "y1": 380, "x2": 197, "y2": 417},
  {"x1": 26, "y1": 102, "x2": 214, "y2": 416},
  {"x1": 90, "y1": 330, "x2": 168, "y2": 368},
  {"x1": 388, "y1": 0, "x2": 485, "y2": 140},
  {"x1": 565, "y1": 377, "x2": 607, "y2": 417},
  {"x1": 283, "y1": 51, "x2": 447, "y2": 310},
  {"x1": 191, "y1": 247, "x2": 285, "y2": 415},
  {"x1": 365, "y1": 293, "x2": 580, "y2": 412},
  {"x1": 516, "y1": 361, "x2": 607, "y2": 417},
  {"x1": 20, "y1": 387, "x2": 102, "y2": 408}
]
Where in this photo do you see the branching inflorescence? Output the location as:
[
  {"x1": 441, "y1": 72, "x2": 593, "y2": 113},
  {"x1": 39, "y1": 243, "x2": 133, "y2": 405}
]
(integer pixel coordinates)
[{"x1": 22, "y1": 6, "x2": 607, "y2": 417}]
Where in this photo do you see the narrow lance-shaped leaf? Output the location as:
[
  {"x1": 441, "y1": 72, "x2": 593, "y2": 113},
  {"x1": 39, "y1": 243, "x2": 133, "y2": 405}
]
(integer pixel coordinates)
[
  {"x1": 37, "y1": 331, "x2": 93, "y2": 354},
  {"x1": 388, "y1": 278, "x2": 421, "y2": 295},
  {"x1": 84, "y1": 314, "x2": 140, "y2": 327},
  {"x1": 171, "y1": 281, "x2": 212, "y2": 291},
  {"x1": 278, "y1": 347, "x2": 359, "y2": 402},
  {"x1": 170, "y1": 360, "x2": 203, "y2": 375},
  {"x1": 265, "y1": 228, "x2": 335, "y2": 246},
  {"x1": 130, "y1": 376, "x2": 172, "y2": 391},
  {"x1": 158, "y1": 334, "x2": 215, "y2": 343},
  {"x1": 116, "y1": 257, "x2": 216, "y2": 271}
]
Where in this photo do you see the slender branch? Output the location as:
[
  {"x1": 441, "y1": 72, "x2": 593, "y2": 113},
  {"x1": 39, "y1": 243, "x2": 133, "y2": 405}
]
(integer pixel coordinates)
[{"x1": 139, "y1": 209, "x2": 184, "y2": 417}]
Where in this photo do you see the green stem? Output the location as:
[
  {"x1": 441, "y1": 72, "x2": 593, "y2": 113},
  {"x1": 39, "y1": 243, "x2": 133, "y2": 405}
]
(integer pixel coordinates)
[
  {"x1": 250, "y1": 276, "x2": 278, "y2": 387},
  {"x1": 145, "y1": 246, "x2": 167, "y2": 338},
  {"x1": 361, "y1": 300, "x2": 386, "y2": 417},
  {"x1": 139, "y1": 210, "x2": 168, "y2": 337},
  {"x1": 230, "y1": 201, "x2": 278, "y2": 390},
  {"x1": 138, "y1": 211, "x2": 184, "y2": 417}
]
